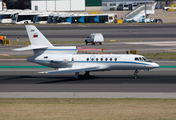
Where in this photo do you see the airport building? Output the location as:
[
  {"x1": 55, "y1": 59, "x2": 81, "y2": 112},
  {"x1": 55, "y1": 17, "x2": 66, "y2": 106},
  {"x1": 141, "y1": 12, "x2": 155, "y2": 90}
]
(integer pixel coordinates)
[
  {"x1": 0, "y1": 0, "x2": 175, "y2": 11},
  {"x1": 1, "y1": 0, "x2": 102, "y2": 11},
  {"x1": 0, "y1": 0, "x2": 2, "y2": 10}
]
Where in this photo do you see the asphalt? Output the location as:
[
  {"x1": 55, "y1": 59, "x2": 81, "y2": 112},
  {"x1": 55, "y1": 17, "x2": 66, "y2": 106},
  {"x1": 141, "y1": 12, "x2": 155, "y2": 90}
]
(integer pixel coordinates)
[
  {"x1": 0, "y1": 24, "x2": 176, "y2": 98},
  {"x1": 0, "y1": 24, "x2": 176, "y2": 41},
  {"x1": 0, "y1": 70, "x2": 176, "y2": 92}
]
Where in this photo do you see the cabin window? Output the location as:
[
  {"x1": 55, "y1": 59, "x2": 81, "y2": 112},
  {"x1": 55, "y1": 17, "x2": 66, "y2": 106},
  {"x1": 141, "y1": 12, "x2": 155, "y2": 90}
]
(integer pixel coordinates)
[
  {"x1": 114, "y1": 58, "x2": 117, "y2": 61},
  {"x1": 44, "y1": 56, "x2": 48, "y2": 59},
  {"x1": 105, "y1": 58, "x2": 108, "y2": 61},
  {"x1": 139, "y1": 57, "x2": 142, "y2": 61},
  {"x1": 96, "y1": 58, "x2": 98, "y2": 61},
  {"x1": 72, "y1": 58, "x2": 74, "y2": 63},
  {"x1": 87, "y1": 58, "x2": 89, "y2": 61},
  {"x1": 110, "y1": 58, "x2": 112, "y2": 61},
  {"x1": 135, "y1": 57, "x2": 139, "y2": 61},
  {"x1": 101, "y1": 58, "x2": 103, "y2": 61},
  {"x1": 91, "y1": 58, "x2": 94, "y2": 61}
]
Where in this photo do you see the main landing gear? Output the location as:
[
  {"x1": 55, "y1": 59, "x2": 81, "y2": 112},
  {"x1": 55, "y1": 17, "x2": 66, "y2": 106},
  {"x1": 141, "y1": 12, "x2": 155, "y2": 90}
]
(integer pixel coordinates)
[
  {"x1": 74, "y1": 71, "x2": 90, "y2": 78},
  {"x1": 134, "y1": 70, "x2": 139, "y2": 79}
]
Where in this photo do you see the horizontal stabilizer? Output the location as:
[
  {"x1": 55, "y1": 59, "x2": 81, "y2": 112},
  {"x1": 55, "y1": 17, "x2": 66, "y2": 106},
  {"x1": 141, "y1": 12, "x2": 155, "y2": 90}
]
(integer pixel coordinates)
[
  {"x1": 13, "y1": 45, "x2": 48, "y2": 51},
  {"x1": 39, "y1": 66, "x2": 100, "y2": 74}
]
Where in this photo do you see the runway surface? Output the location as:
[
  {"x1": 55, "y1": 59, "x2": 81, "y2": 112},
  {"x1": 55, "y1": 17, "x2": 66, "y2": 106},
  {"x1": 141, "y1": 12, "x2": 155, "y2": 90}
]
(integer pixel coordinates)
[
  {"x1": 0, "y1": 24, "x2": 176, "y2": 98},
  {"x1": 1, "y1": 24, "x2": 176, "y2": 41}
]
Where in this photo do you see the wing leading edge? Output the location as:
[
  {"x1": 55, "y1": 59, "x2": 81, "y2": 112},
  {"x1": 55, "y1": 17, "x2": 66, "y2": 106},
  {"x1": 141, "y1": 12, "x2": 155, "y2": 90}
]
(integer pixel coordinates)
[
  {"x1": 39, "y1": 66, "x2": 101, "y2": 74},
  {"x1": 13, "y1": 45, "x2": 48, "y2": 51}
]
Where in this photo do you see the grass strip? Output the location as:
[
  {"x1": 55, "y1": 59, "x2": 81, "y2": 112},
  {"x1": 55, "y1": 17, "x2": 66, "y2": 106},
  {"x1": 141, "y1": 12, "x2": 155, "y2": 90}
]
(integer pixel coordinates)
[
  {"x1": 0, "y1": 55, "x2": 30, "y2": 59},
  {"x1": 140, "y1": 52, "x2": 176, "y2": 59},
  {"x1": 0, "y1": 98, "x2": 176, "y2": 120}
]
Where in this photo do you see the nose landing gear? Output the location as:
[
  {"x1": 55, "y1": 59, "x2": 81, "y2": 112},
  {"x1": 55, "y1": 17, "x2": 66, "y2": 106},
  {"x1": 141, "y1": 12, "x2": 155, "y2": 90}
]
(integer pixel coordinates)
[
  {"x1": 74, "y1": 71, "x2": 90, "y2": 78},
  {"x1": 134, "y1": 70, "x2": 139, "y2": 79}
]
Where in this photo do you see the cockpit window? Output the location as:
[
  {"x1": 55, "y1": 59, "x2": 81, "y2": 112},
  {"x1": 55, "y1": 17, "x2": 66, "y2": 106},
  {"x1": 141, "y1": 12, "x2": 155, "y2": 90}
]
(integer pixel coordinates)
[
  {"x1": 135, "y1": 57, "x2": 139, "y2": 61},
  {"x1": 142, "y1": 57, "x2": 148, "y2": 61},
  {"x1": 139, "y1": 57, "x2": 142, "y2": 61}
]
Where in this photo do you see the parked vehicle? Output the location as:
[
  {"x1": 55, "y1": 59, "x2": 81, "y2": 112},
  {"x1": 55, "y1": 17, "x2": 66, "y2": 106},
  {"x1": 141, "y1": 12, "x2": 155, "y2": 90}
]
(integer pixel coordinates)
[
  {"x1": 33, "y1": 12, "x2": 53, "y2": 24},
  {"x1": 132, "y1": 4, "x2": 138, "y2": 10},
  {"x1": 85, "y1": 33, "x2": 104, "y2": 45},
  {"x1": 123, "y1": 5, "x2": 129, "y2": 10},
  {"x1": 163, "y1": 6, "x2": 176, "y2": 11},
  {"x1": 12, "y1": 10, "x2": 42, "y2": 24},
  {"x1": 117, "y1": 4, "x2": 123, "y2": 10},
  {"x1": 0, "y1": 10, "x2": 21, "y2": 23},
  {"x1": 124, "y1": 19, "x2": 137, "y2": 23},
  {"x1": 152, "y1": 19, "x2": 163, "y2": 23}
]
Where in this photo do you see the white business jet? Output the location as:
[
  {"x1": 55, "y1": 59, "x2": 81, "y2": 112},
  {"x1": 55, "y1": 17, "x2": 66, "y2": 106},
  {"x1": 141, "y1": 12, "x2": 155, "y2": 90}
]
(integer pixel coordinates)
[{"x1": 13, "y1": 25, "x2": 159, "y2": 78}]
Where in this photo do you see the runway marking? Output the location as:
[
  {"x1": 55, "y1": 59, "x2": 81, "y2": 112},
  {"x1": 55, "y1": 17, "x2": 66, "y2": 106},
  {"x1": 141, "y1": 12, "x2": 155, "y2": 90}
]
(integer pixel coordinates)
[
  {"x1": 165, "y1": 49, "x2": 176, "y2": 52},
  {"x1": 78, "y1": 47, "x2": 103, "y2": 51},
  {"x1": 0, "y1": 54, "x2": 9, "y2": 56},
  {"x1": 78, "y1": 25, "x2": 88, "y2": 27},
  {"x1": 0, "y1": 59, "x2": 25, "y2": 61},
  {"x1": 110, "y1": 40, "x2": 116, "y2": 42},
  {"x1": 124, "y1": 41, "x2": 176, "y2": 46},
  {"x1": 0, "y1": 66, "x2": 50, "y2": 68},
  {"x1": 1, "y1": 92, "x2": 176, "y2": 98}
]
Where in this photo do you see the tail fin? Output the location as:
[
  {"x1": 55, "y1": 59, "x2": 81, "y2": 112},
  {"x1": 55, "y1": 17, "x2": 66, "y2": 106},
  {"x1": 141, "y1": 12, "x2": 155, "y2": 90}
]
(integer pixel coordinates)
[
  {"x1": 26, "y1": 25, "x2": 53, "y2": 48},
  {"x1": 13, "y1": 25, "x2": 54, "y2": 51}
]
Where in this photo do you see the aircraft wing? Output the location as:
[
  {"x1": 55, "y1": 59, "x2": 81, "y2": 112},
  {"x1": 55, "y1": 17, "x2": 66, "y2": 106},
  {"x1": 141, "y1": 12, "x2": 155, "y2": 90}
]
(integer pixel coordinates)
[
  {"x1": 12, "y1": 45, "x2": 48, "y2": 51},
  {"x1": 39, "y1": 66, "x2": 101, "y2": 74}
]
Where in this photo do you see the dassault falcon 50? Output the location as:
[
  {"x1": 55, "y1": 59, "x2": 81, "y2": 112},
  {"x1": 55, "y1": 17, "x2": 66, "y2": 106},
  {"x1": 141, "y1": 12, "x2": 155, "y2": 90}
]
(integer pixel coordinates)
[{"x1": 13, "y1": 25, "x2": 159, "y2": 78}]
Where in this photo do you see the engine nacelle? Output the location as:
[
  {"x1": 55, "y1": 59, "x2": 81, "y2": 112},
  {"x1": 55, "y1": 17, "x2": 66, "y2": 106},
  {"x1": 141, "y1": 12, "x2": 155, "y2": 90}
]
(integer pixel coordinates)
[{"x1": 50, "y1": 57, "x2": 74, "y2": 68}]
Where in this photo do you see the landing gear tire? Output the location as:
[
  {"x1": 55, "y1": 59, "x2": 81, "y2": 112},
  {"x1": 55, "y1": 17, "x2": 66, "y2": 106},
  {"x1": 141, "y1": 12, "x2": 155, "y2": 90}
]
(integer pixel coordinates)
[
  {"x1": 134, "y1": 70, "x2": 139, "y2": 79},
  {"x1": 84, "y1": 71, "x2": 90, "y2": 77},
  {"x1": 99, "y1": 42, "x2": 102, "y2": 45},
  {"x1": 85, "y1": 41, "x2": 88, "y2": 45},
  {"x1": 24, "y1": 21, "x2": 28, "y2": 24},
  {"x1": 74, "y1": 72, "x2": 79, "y2": 79}
]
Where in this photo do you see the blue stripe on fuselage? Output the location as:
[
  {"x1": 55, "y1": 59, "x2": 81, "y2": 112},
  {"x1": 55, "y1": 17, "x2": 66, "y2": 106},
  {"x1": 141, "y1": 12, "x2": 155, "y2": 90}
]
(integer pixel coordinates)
[{"x1": 34, "y1": 60, "x2": 150, "y2": 65}]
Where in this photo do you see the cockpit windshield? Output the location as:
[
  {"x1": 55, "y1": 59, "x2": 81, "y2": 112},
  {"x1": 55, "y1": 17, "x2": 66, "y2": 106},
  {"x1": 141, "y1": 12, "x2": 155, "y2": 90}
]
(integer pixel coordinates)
[
  {"x1": 134, "y1": 57, "x2": 149, "y2": 62},
  {"x1": 142, "y1": 57, "x2": 148, "y2": 61}
]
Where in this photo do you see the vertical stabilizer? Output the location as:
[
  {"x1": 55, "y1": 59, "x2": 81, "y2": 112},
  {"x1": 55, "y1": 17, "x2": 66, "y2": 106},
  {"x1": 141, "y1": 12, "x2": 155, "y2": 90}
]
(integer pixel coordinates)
[{"x1": 26, "y1": 25, "x2": 53, "y2": 48}]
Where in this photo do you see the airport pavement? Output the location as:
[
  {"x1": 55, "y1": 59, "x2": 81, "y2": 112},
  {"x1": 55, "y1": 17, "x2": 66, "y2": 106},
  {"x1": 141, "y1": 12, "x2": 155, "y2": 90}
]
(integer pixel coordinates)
[
  {"x1": 0, "y1": 24, "x2": 176, "y2": 98},
  {"x1": 1, "y1": 24, "x2": 176, "y2": 42},
  {"x1": 0, "y1": 70, "x2": 176, "y2": 98}
]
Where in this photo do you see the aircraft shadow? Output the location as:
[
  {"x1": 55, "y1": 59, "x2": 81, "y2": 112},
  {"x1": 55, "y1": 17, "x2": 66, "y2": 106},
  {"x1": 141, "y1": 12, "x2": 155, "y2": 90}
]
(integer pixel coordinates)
[{"x1": 1, "y1": 74, "x2": 176, "y2": 84}]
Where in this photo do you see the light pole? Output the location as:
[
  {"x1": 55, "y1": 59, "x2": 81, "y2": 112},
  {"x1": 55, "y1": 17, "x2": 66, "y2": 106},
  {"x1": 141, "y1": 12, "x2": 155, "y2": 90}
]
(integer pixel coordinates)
[{"x1": 145, "y1": 0, "x2": 146, "y2": 22}]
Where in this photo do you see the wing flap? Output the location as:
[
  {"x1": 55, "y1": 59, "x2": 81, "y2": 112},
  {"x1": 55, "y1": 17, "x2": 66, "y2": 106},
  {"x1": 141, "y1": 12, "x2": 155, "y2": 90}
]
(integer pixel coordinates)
[
  {"x1": 12, "y1": 45, "x2": 48, "y2": 51},
  {"x1": 39, "y1": 66, "x2": 100, "y2": 74}
]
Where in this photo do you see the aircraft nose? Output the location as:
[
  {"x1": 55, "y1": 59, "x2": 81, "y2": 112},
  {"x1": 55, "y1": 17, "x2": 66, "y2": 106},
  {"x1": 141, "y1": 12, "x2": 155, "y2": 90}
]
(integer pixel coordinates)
[{"x1": 153, "y1": 63, "x2": 159, "y2": 68}]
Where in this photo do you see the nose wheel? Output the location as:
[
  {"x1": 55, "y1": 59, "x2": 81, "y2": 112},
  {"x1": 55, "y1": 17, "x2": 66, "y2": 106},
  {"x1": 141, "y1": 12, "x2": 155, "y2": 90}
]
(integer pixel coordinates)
[
  {"x1": 134, "y1": 70, "x2": 139, "y2": 79},
  {"x1": 84, "y1": 71, "x2": 90, "y2": 77}
]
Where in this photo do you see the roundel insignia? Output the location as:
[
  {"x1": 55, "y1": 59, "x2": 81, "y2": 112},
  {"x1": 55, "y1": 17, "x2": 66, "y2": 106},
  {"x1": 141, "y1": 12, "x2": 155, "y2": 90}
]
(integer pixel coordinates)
[{"x1": 63, "y1": 59, "x2": 68, "y2": 64}]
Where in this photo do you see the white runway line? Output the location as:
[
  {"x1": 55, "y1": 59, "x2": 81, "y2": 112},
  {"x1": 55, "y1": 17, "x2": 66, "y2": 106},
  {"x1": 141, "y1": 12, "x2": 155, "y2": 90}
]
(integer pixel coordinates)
[
  {"x1": 123, "y1": 41, "x2": 176, "y2": 46},
  {"x1": 1, "y1": 92, "x2": 176, "y2": 98}
]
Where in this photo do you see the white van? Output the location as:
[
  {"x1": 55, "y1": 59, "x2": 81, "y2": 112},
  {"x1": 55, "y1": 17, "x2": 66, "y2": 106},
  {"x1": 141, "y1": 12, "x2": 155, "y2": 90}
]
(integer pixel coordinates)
[
  {"x1": 123, "y1": 5, "x2": 129, "y2": 10},
  {"x1": 132, "y1": 4, "x2": 138, "y2": 10},
  {"x1": 85, "y1": 33, "x2": 104, "y2": 45}
]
